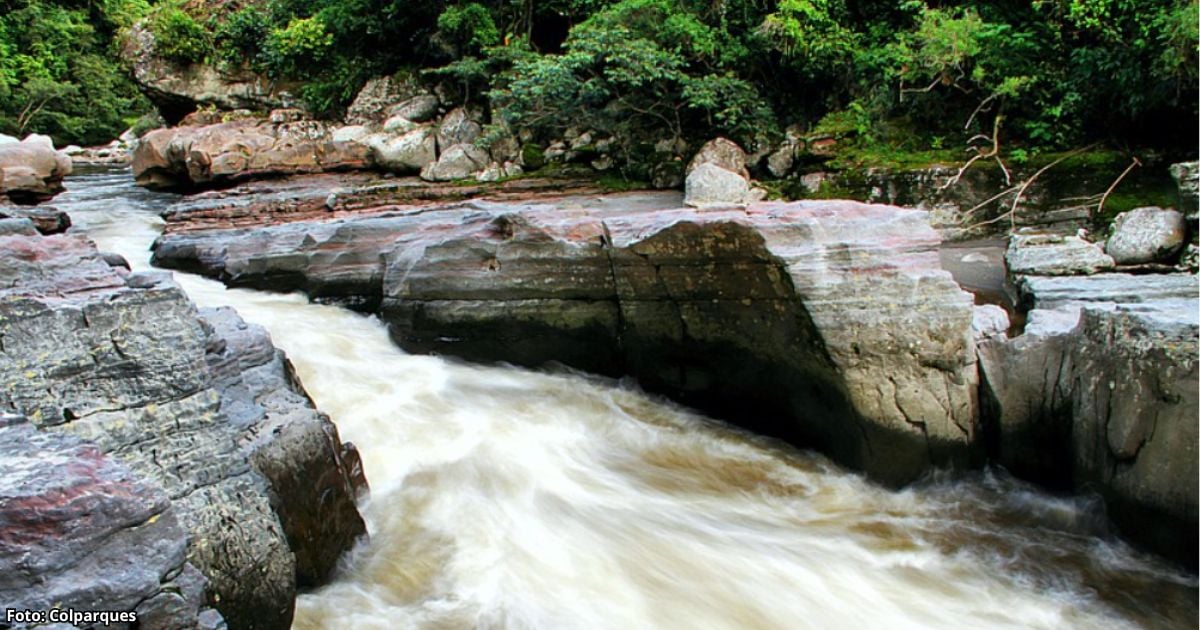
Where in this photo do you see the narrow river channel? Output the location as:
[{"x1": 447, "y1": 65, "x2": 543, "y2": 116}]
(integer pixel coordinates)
[{"x1": 54, "y1": 166, "x2": 1197, "y2": 629}]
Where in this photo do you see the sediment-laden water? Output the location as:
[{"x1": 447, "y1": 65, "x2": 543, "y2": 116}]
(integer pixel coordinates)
[{"x1": 55, "y1": 167, "x2": 1197, "y2": 629}]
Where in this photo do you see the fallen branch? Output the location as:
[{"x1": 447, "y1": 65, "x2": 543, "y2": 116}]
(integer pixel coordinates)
[{"x1": 958, "y1": 144, "x2": 1096, "y2": 232}]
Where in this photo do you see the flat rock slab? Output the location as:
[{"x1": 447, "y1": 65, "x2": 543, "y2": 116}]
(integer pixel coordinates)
[{"x1": 1018, "y1": 272, "x2": 1197, "y2": 310}]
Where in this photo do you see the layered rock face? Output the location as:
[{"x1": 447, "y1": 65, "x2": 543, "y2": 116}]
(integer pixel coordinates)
[
  {"x1": 979, "y1": 242, "x2": 1198, "y2": 561},
  {"x1": 154, "y1": 196, "x2": 980, "y2": 483},
  {"x1": 0, "y1": 231, "x2": 366, "y2": 628},
  {"x1": 0, "y1": 134, "x2": 73, "y2": 204},
  {"x1": 133, "y1": 119, "x2": 372, "y2": 190}
]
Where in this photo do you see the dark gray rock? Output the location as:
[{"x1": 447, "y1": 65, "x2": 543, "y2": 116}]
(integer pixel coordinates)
[
  {"x1": 1169, "y1": 161, "x2": 1198, "y2": 217},
  {"x1": 0, "y1": 205, "x2": 71, "y2": 234},
  {"x1": 0, "y1": 232, "x2": 366, "y2": 629},
  {"x1": 0, "y1": 415, "x2": 219, "y2": 629},
  {"x1": 978, "y1": 271, "x2": 1199, "y2": 562}
]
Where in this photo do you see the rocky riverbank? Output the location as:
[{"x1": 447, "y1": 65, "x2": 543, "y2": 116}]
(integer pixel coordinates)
[
  {"x1": 0, "y1": 225, "x2": 367, "y2": 628},
  {"x1": 146, "y1": 160, "x2": 1199, "y2": 565}
]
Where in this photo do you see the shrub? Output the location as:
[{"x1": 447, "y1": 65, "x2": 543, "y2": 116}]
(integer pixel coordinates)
[{"x1": 149, "y1": 5, "x2": 211, "y2": 65}]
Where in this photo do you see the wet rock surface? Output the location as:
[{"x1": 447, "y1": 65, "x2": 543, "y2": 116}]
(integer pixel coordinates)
[
  {"x1": 154, "y1": 194, "x2": 979, "y2": 484},
  {"x1": 0, "y1": 230, "x2": 366, "y2": 628},
  {"x1": 0, "y1": 414, "x2": 220, "y2": 629},
  {"x1": 0, "y1": 205, "x2": 70, "y2": 234}
]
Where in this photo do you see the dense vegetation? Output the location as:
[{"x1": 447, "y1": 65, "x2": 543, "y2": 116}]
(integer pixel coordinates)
[
  {"x1": 0, "y1": 0, "x2": 152, "y2": 145},
  {"x1": 1, "y1": 0, "x2": 1196, "y2": 157},
  {"x1": 177, "y1": 0, "x2": 1198, "y2": 154}
]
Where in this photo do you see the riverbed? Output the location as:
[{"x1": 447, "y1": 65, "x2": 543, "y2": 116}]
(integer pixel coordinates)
[{"x1": 53, "y1": 166, "x2": 1198, "y2": 629}]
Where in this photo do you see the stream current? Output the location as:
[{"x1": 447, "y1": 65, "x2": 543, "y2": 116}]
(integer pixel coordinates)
[{"x1": 52, "y1": 166, "x2": 1197, "y2": 629}]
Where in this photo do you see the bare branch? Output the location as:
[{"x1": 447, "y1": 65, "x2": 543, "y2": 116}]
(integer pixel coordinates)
[
  {"x1": 939, "y1": 113, "x2": 1003, "y2": 191},
  {"x1": 1096, "y1": 157, "x2": 1142, "y2": 217},
  {"x1": 1005, "y1": 144, "x2": 1097, "y2": 230},
  {"x1": 964, "y1": 94, "x2": 998, "y2": 131}
]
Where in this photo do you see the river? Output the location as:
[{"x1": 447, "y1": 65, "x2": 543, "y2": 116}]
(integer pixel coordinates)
[{"x1": 52, "y1": 166, "x2": 1197, "y2": 629}]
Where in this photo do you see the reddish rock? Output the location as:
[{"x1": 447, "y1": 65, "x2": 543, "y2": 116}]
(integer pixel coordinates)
[{"x1": 133, "y1": 119, "x2": 372, "y2": 191}]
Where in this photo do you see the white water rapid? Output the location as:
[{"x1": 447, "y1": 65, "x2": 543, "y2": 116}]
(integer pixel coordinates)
[{"x1": 55, "y1": 167, "x2": 1197, "y2": 629}]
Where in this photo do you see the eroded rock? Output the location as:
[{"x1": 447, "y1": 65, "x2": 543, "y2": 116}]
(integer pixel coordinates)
[
  {"x1": 978, "y1": 272, "x2": 1198, "y2": 561},
  {"x1": 132, "y1": 119, "x2": 371, "y2": 190},
  {"x1": 0, "y1": 415, "x2": 219, "y2": 629},
  {"x1": 0, "y1": 232, "x2": 366, "y2": 628},
  {"x1": 153, "y1": 196, "x2": 980, "y2": 484},
  {"x1": 0, "y1": 135, "x2": 73, "y2": 204}
]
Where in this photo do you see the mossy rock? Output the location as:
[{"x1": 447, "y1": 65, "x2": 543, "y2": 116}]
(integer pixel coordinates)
[{"x1": 521, "y1": 143, "x2": 546, "y2": 170}]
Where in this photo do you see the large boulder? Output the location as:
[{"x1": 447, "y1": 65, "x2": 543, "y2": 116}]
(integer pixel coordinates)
[
  {"x1": 977, "y1": 272, "x2": 1198, "y2": 562},
  {"x1": 420, "y1": 143, "x2": 489, "y2": 182},
  {"x1": 387, "y1": 94, "x2": 441, "y2": 124},
  {"x1": 367, "y1": 126, "x2": 438, "y2": 173},
  {"x1": 684, "y1": 162, "x2": 751, "y2": 208},
  {"x1": 0, "y1": 415, "x2": 221, "y2": 629},
  {"x1": 436, "y1": 106, "x2": 483, "y2": 151},
  {"x1": 125, "y1": 23, "x2": 291, "y2": 123},
  {"x1": 132, "y1": 119, "x2": 371, "y2": 190},
  {"x1": 0, "y1": 232, "x2": 366, "y2": 628},
  {"x1": 153, "y1": 196, "x2": 980, "y2": 485},
  {"x1": 1105, "y1": 206, "x2": 1187, "y2": 264},
  {"x1": 344, "y1": 74, "x2": 431, "y2": 126},
  {"x1": 684, "y1": 138, "x2": 755, "y2": 207},
  {"x1": 687, "y1": 137, "x2": 750, "y2": 179},
  {"x1": 0, "y1": 134, "x2": 73, "y2": 203}
]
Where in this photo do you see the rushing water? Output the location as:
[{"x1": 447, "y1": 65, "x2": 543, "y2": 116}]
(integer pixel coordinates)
[{"x1": 54, "y1": 167, "x2": 1197, "y2": 629}]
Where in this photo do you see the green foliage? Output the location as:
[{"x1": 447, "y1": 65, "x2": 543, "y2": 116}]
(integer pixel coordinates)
[
  {"x1": 213, "y1": 7, "x2": 270, "y2": 70},
  {"x1": 0, "y1": 0, "x2": 151, "y2": 145},
  {"x1": 261, "y1": 16, "x2": 333, "y2": 77},
  {"x1": 149, "y1": 4, "x2": 212, "y2": 65},
  {"x1": 759, "y1": 0, "x2": 857, "y2": 73},
  {"x1": 436, "y1": 3, "x2": 501, "y2": 55},
  {"x1": 487, "y1": 0, "x2": 774, "y2": 148}
]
